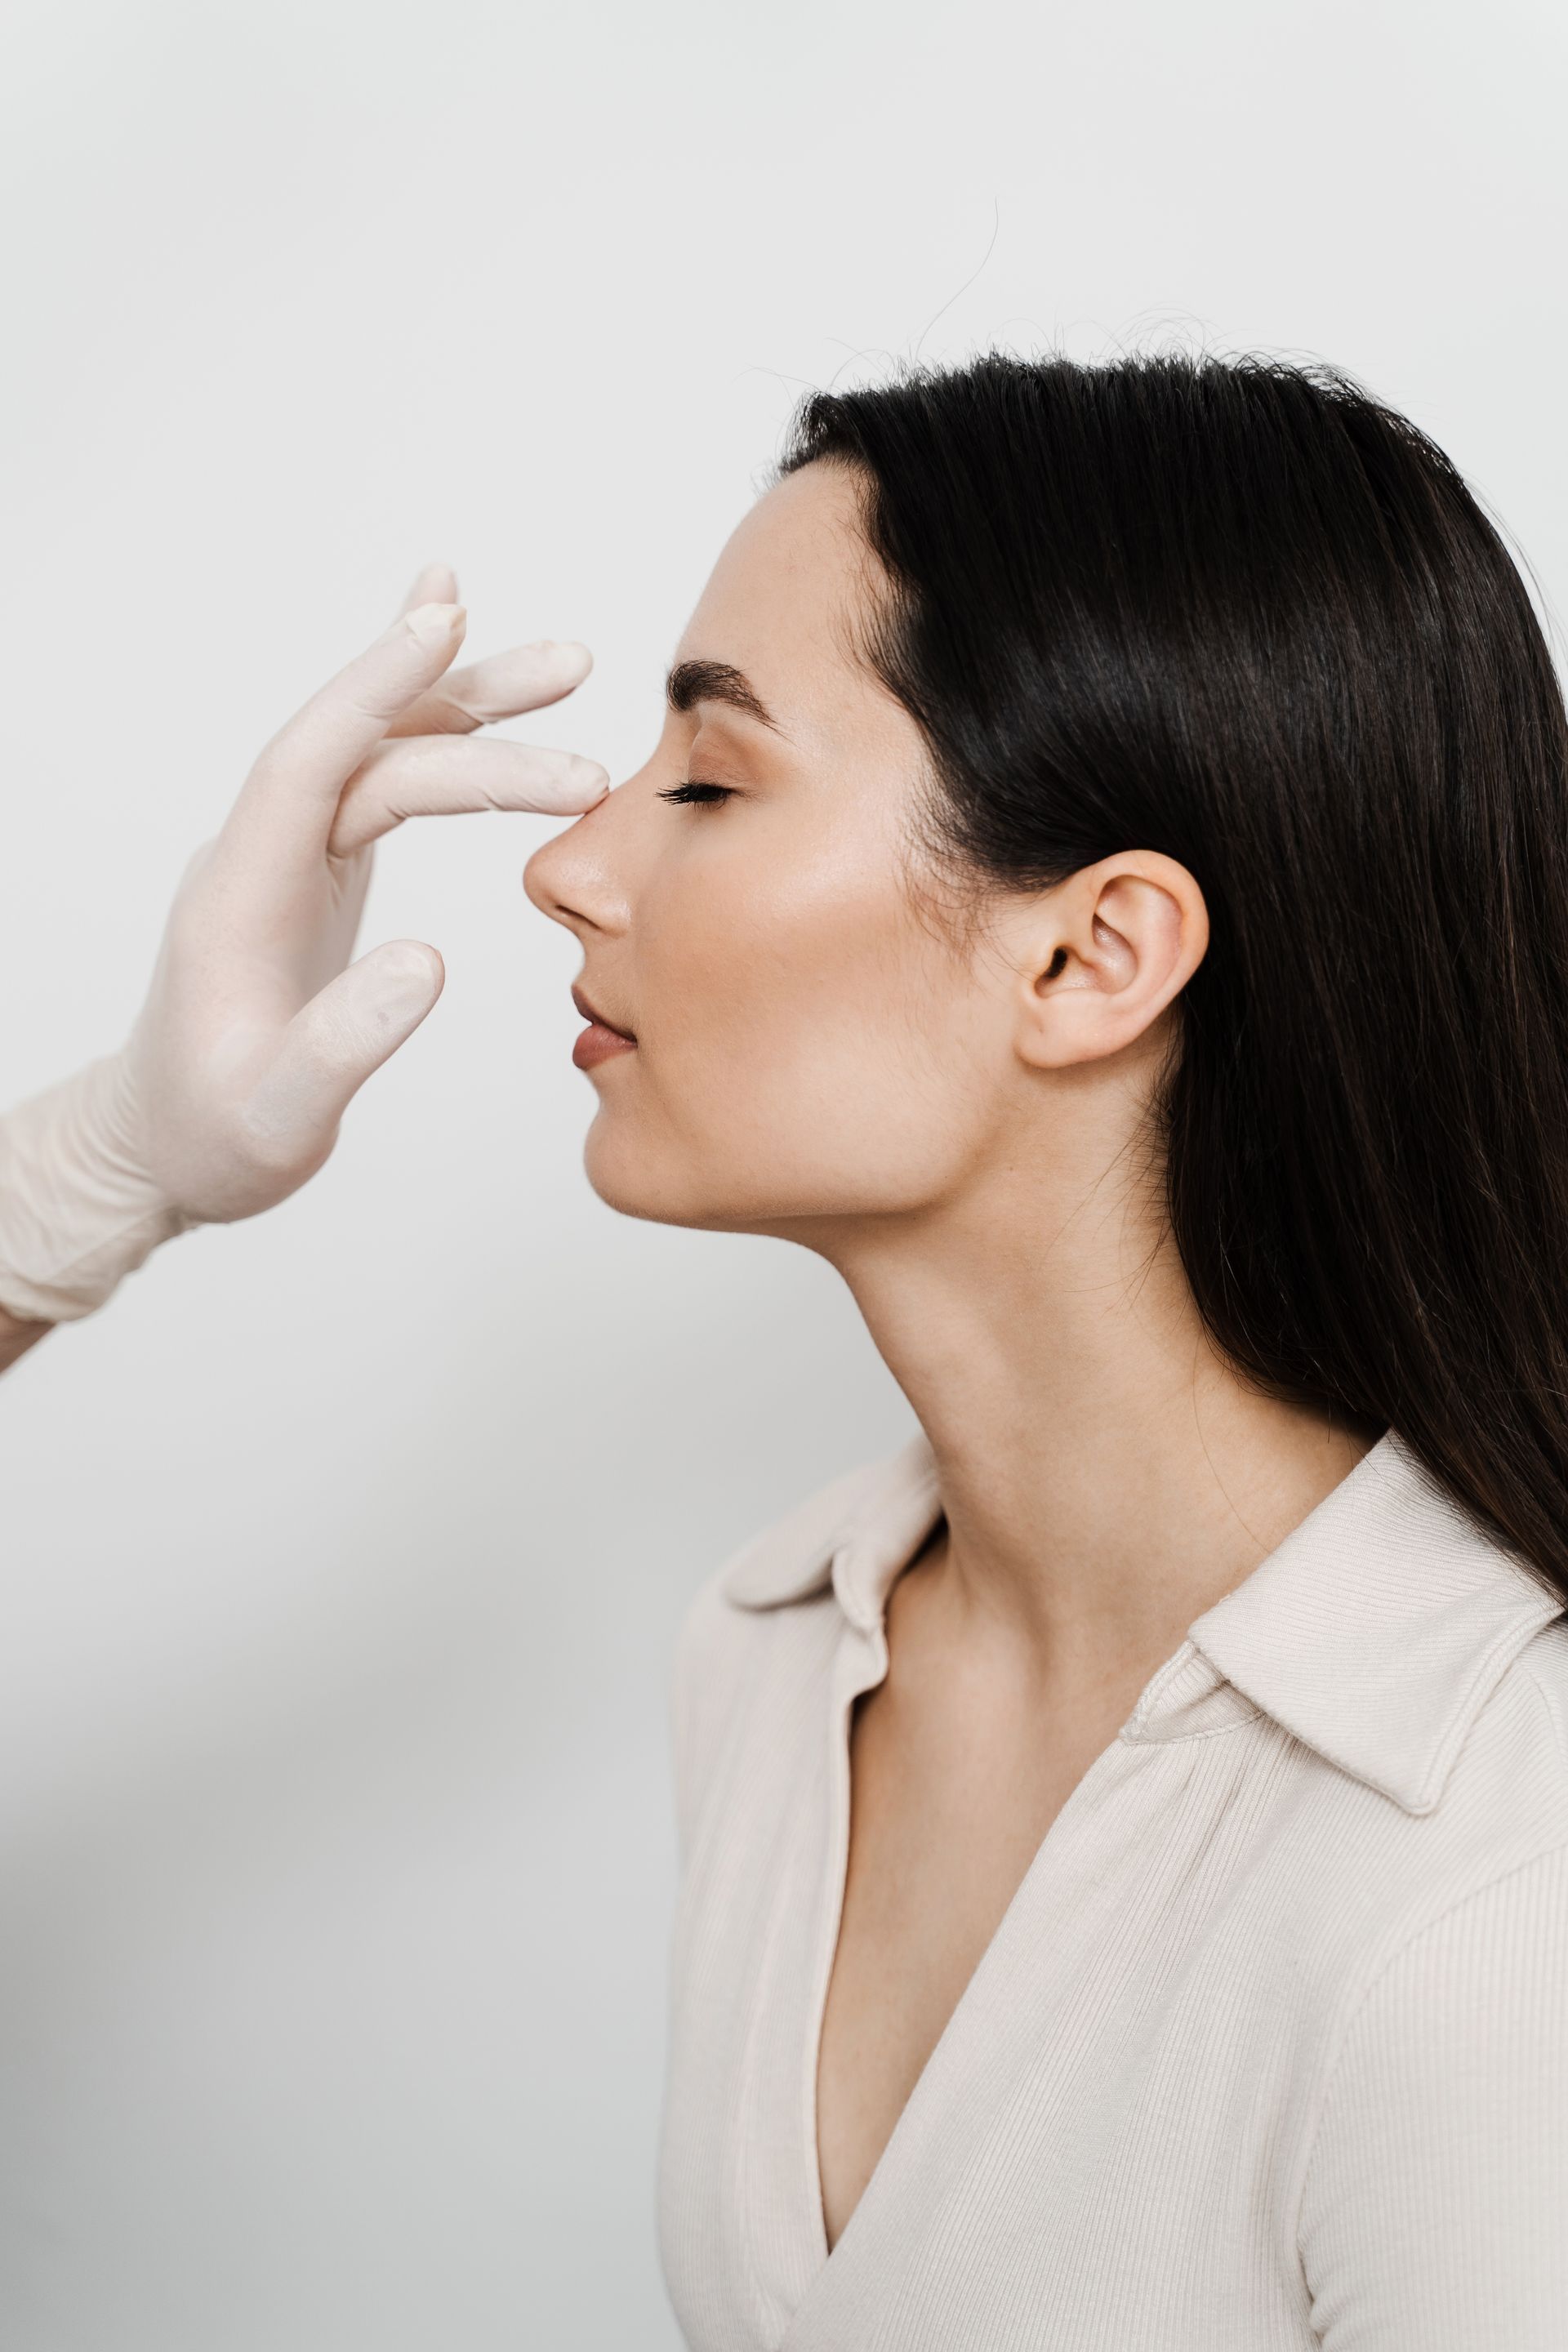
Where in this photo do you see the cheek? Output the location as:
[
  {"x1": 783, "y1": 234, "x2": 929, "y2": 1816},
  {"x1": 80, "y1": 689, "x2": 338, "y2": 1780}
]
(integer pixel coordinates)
[{"x1": 612, "y1": 826, "x2": 988, "y2": 1209}]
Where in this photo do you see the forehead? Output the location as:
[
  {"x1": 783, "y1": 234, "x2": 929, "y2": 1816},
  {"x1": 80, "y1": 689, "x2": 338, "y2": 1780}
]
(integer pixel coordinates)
[{"x1": 672, "y1": 461, "x2": 880, "y2": 738}]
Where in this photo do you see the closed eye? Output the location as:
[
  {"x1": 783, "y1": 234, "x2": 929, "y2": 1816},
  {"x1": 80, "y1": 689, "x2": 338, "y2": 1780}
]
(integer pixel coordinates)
[{"x1": 657, "y1": 778, "x2": 735, "y2": 806}]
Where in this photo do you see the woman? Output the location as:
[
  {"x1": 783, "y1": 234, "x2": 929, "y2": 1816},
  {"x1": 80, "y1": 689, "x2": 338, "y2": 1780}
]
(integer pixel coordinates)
[{"x1": 522, "y1": 351, "x2": 1568, "y2": 2348}]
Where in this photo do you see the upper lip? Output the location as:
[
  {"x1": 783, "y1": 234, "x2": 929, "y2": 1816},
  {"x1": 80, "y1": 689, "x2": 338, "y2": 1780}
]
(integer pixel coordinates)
[{"x1": 571, "y1": 982, "x2": 637, "y2": 1041}]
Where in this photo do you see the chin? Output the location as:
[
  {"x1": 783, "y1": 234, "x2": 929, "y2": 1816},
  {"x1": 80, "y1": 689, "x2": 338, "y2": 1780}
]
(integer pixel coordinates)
[
  {"x1": 583, "y1": 1121, "x2": 720, "y2": 1229},
  {"x1": 581, "y1": 1120, "x2": 799, "y2": 1236}
]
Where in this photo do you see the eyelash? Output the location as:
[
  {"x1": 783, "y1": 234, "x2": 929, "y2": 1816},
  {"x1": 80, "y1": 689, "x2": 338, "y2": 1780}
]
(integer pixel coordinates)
[{"x1": 657, "y1": 777, "x2": 735, "y2": 807}]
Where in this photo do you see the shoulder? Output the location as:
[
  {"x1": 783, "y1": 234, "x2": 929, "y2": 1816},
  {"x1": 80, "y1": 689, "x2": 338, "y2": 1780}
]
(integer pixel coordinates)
[
  {"x1": 1297, "y1": 1828, "x2": 1568, "y2": 2341},
  {"x1": 1429, "y1": 1610, "x2": 1568, "y2": 1870},
  {"x1": 1334, "y1": 1614, "x2": 1568, "y2": 2016},
  {"x1": 1292, "y1": 1618, "x2": 1568, "y2": 2335}
]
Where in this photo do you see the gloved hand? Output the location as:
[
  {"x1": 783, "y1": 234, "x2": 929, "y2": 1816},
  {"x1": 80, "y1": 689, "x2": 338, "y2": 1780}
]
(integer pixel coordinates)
[{"x1": 0, "y1": 564, "x2": 608, "y2": 1325}]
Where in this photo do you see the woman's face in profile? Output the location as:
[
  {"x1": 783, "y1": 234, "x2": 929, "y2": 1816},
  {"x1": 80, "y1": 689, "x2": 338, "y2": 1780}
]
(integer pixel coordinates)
[{"x1": 523, "y1": 459, "x2": 1012, "y2": 1238}]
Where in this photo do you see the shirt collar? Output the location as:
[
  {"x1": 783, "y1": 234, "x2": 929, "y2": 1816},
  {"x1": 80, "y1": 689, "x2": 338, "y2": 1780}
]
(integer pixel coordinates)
[
  {"x1": 719, "y1": 1430, "x2": 942, "y2": 1628},
  {"x1": 720, "y1": 1425, "x2": 1564, "y2": 1815},
  {"x1": 1180, "y1": 1428, "x2": 1561, "y2": 1812}
]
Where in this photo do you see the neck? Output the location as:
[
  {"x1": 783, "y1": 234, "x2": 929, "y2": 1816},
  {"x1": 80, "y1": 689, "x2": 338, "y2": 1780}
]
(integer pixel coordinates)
[{"x1": 812, "y1": 1150, "x2": 1379, "y2": 1690}]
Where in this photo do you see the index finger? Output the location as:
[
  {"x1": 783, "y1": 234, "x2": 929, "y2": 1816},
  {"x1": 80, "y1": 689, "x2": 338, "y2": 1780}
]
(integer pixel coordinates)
[
  {"x1": 395, "y1": 560, "x2": 459, "y2": 617},
  {"x1": 218, "y1": 602, "x2": 469, "y2": 876},
  {"x1": 385, "y1": 639, "x2": 595, "y2": 739}
]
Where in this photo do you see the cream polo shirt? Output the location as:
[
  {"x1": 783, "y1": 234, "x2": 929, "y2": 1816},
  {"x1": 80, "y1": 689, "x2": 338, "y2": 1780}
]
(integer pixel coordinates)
[{"x1": 657, "y1": 1424, "x2": 1568, "y2": 2351}]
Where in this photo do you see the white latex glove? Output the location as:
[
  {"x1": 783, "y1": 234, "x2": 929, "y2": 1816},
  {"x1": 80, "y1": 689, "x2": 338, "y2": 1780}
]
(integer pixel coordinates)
[{"x1": 0, "y1": 564, "x2": 608, "y2": 1325}]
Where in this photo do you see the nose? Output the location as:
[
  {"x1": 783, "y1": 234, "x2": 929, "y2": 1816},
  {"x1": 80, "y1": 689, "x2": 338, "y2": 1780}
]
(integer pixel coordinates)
[{"x1": 522, "y1": 781, "x2": 633, "y2": 939}]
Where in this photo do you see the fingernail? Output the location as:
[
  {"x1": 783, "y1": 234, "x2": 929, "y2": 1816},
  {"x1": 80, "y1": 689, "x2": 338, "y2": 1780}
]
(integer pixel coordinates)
[{"x1": 407, "y1": 602, "x2": 466, "y2": 650}]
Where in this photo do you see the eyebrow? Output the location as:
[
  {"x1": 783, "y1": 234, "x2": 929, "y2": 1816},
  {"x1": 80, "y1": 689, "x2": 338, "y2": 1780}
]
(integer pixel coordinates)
[{"x1": 664, "y1": 657, "x2": 784, "y2": 736}]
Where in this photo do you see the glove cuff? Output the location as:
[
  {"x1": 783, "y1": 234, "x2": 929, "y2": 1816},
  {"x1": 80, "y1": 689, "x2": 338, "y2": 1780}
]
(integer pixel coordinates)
[{"x1": 0, "y1": 1054, "x2": 194, "y2": 1324}]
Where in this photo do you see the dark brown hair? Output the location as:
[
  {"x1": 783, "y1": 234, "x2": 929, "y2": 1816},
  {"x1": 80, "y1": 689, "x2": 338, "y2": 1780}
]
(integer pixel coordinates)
[{"x1": 778, "y1": 350, "x2": 1568, "y2": 1605}]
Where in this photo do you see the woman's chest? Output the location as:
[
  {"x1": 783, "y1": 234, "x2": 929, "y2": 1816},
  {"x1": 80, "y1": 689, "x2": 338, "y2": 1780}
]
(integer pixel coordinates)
[
  {"x1": 658, "y1": 1615, "x2": 1356, "y2": 2352},
  {"x1": 814, "y1": 1663, "x2": 1132, "y2": 2253}
]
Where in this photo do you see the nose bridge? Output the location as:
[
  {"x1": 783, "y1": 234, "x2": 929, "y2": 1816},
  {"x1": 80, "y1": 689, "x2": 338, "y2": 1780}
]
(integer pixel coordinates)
[{"x1": 523, "y1": 777, "x2": 638, "y2": 934}]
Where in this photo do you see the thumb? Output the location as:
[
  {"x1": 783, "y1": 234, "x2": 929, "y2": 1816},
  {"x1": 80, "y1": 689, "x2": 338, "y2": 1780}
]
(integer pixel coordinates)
[{"x1": 238, "y1": 941, "x2": 445, "y2": 1168}]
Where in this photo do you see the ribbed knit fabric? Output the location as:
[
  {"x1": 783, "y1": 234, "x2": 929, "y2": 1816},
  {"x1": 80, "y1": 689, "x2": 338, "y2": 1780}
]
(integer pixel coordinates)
[{"x1": 657, "y1": 1426, "x2": 1568, "y2": 2350}]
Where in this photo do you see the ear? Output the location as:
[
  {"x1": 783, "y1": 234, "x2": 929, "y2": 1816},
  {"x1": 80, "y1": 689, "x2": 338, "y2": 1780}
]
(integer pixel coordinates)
[{"x1": 1006, "y1": 853, "x2": 1209, "y2": 1071}]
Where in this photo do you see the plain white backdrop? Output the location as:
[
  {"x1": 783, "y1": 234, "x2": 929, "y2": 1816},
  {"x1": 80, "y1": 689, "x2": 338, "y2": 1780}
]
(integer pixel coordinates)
[{"x1": 2, "y1": 2, "x2": 1565, "y2": 2344}]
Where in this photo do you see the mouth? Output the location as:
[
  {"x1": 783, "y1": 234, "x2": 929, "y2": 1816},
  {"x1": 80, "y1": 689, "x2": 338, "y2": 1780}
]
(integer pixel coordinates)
[
  {"x1": 570, "y1": 980, "x2": 638, "y2": 1071},
  {"x1": 570, "y1": 982, "x2": 636, "y2": 1041}
]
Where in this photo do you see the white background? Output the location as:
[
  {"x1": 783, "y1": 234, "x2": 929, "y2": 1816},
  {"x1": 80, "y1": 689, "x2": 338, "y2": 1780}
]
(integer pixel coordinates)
[{"x1": 1, "y1": 2, "x2": 1565, "y2": 2345}]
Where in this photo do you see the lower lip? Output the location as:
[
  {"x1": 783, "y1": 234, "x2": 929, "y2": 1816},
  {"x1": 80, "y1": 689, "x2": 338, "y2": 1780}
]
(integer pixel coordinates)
[{"x1": 572, "y1": 1021, "x2": 638, "y2": 1071}]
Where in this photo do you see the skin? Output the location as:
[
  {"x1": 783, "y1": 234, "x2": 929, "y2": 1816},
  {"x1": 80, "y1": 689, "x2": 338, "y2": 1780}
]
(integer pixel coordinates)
[{"x1": 522, "y1": 458, "x2": 1377, "y2": 2252}]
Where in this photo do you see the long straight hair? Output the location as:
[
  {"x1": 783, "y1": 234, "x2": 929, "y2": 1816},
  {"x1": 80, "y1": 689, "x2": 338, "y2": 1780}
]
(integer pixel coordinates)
[{"x1": 777, "y1": 350, "x2": 1568, "y2": 1606}]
